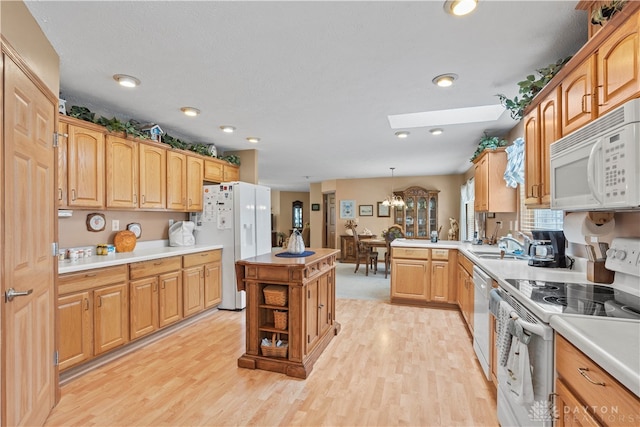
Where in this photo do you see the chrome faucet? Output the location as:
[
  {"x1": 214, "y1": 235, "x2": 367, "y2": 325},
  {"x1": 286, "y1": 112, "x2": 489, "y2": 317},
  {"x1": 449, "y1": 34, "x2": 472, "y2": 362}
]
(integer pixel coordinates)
[{"x1": 498, "y1": 236, "x2": 525, "y2": 252}]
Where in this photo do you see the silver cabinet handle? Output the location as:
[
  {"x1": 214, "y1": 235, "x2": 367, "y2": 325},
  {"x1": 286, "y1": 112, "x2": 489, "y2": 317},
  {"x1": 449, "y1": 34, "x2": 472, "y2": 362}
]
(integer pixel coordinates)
[
  {"x1": 578, "y1": 367, "x2": 605, "y2": 386},
  {"x1": 5, "y1": 288, "x2": 33, "y2": 302}
]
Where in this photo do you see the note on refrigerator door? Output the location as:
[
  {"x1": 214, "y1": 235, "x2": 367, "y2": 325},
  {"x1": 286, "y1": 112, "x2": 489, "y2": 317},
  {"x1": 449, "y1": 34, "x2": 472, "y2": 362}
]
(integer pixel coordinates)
[{"x1": 217, "y1": 209, "x2": 232, "y2": 230}]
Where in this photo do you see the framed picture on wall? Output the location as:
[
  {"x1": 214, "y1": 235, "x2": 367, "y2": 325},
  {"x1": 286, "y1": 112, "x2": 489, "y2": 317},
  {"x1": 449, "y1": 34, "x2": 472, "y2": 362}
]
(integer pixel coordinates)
[
  {"x1": 311, "y1": 203, "x2": 320, "y2": 211},
  {"x1": 340, "y1": 200, "x2": 355, "y2": 219},
  {"x1": 359, "y1": 205, "x2": 373, "y2": 216},
  {"x1": 377, "y1": 202, "x2": 390, "y2": 217}
]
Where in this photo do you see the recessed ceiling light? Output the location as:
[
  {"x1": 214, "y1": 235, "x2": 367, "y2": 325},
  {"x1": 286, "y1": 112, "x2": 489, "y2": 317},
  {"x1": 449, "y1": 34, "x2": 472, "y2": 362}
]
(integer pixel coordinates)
[
  {"x1": 395, "y1": 131, "x2": 410, "y2": 139},
  {"x1": 113, "y1": 74, "x2": 140, "y2": 88},
  {"x1": 180, "y1": 107, "x2": 200, "y2": 117},
  {"x1": 430, "y1": 128, "x2": 444, "y2": 135},
  {"x1": 432, "y1": 73, "x2": 458, "y2": 88},
  {"x1": 246, "y1": 137, "x2": 261, "y2": 143},
  {"x1": 443, "y1": 0, "x2": 478, "y2": 16},
  {"x1": 220, "y1": 125, "x2": 236, "y2": 133}
]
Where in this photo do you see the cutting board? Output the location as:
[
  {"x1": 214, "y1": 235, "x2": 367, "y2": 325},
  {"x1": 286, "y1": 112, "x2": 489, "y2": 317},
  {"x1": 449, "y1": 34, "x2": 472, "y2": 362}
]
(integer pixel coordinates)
[{"x1": 114, "y1": 230, "x2": 137, "y2": 252}]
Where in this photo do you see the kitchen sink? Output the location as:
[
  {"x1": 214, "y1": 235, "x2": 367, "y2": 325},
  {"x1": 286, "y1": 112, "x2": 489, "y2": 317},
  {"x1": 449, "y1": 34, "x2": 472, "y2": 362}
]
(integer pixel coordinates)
[{"x1": 470, "y1": 251, "x2": 528, "y2": 261}]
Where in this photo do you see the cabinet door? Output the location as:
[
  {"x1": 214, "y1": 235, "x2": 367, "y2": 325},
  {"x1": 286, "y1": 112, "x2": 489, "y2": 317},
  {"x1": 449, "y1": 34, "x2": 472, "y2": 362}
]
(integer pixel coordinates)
[
  {"x1": 94, "y1": 283, "x2": 128, "y2": 355},
  {"x1": 430, "y1": 261, "x2": 449, "y2": 302},
  {"x1": 404, "y1": 197, "x2": 416, "y2": 238},
  {"x1": 139, "y1": 143, "x2": 167, "y2": 209},
  {"x1": 67, "y1": 124, "x2": 105, "y2": 208},
  {"x1": 539, "y1": 88, "x2": 561, "y2": 206},
  {"x1": 474, "y1": 156, "x2": 488, "y2": 211},
  {"x1": 223, "y1": 164, "x2": 239, "y2": 181},
  {"x1": 562, "y1": 56, "x2": 597, "y2": 136},
  {"x1": 391, "y1": 259, "x2": 429, "y2": 301},
  {"x1": 57, "y1": 120, "x2": 69, "y2": 208},
  {"x1": 106, "y1": 135, "x2": 138, "y2": 208},
  {"x1": 129, "y1": 277, "x2": 158, "y2": 340},
  {"x1": 58, "y1": 292, "x2": 92, "y2": 370},
  {"x1": 186, "y1": 155, "x2": 204, "y2": 211},
  {"x1": 555, "y1": 381, "x2": 601, "y2": 427},
  {"x1": 159, "y1": 271, "x2": 183, "y2": 327},
  {"x1": 306, "y1": 279, "x2": 319, "y2": 351},
  {"x1": 204, "y1": 159, "x2": 224, "y2": 182},
  {"x1": 204, "y1": 261, "x2": 222, "y2": 308},
  {"x1": 524, "y1": 110, "x2": 541, "y2": 206},
  {"x1": 167, "y1": 151, "x2": 187, "y2": 210},
  {"x1": 597, "y1": 14, "x2": 640, "y2": 116},
  {"x1": 183, "y1": 266, "x2": 204, "y2": 317}
]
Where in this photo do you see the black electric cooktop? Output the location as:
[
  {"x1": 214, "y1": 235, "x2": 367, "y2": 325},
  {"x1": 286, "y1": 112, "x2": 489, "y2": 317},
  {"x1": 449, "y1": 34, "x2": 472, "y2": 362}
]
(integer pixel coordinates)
[{"x1": 504, "y1": 279, "x2": 640, "y2": 320}]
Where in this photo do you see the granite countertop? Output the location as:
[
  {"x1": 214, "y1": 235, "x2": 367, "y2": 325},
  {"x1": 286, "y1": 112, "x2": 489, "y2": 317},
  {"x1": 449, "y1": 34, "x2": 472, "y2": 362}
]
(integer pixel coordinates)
[
  {"x1": 391, "y1": 238, "x2": 640, "y2": 397},
  {"x1": 58, "y1": 240, "x2": 223, "y2": 274}
]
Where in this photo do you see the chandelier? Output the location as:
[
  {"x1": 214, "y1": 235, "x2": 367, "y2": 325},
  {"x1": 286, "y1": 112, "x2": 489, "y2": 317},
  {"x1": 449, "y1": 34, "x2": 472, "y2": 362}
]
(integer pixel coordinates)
[{"x1": 382, "y1": 167, "x2": 405, "y2": 208}]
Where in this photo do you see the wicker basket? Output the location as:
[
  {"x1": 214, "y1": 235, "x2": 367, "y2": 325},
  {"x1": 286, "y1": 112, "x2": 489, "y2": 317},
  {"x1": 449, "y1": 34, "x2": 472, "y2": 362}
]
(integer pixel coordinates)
[
  {"x1": 273, "y1": 310, "x2": 288, "y2": 330},
  {"x1": 263, "y1": 285, "x2": 287, "y2": 306},
  {"x1": 261, "y1": 333, "x2": 288, "y2": 358}
]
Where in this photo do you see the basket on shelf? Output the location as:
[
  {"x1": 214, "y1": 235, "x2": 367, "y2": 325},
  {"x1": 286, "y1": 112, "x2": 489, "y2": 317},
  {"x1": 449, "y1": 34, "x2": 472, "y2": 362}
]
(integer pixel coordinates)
[
  {"x1": 261, "y1": 333, "x2": 288, "y2": 358},
  {"x1": 263, "y1": 285, "x2": 287, "y2": 306},
  {"x1": 273, "y1": 310, "x2": 288, "y2": 330}
]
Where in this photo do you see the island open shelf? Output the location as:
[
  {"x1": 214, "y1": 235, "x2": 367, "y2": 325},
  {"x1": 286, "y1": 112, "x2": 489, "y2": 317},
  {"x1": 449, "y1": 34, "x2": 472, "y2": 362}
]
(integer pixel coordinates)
[{"x1": 235, "y1": 249, "x2": 340, "y2": 378}]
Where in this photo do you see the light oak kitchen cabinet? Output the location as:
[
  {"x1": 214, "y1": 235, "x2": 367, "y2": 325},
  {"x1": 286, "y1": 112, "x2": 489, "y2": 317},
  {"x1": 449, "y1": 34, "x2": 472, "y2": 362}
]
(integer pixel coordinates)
[
  {"x1": 63, "y1": 117, "x2": 105, "y2": 208},
  {"x1": 561, "y1": 56, "x2": 597, "y2": 136},
  {"x1": 106, "y1": 135, "x2": 138, "y2": 208},
  {"x1": 555, "y1": 334, "x2": 640, "y2": 426},
  {"x1": 430, "y1": 248, "x2": 457, "y2": 304},
  {"x1": 523, "y1": 87, "x2": 561, "y2": 207},
  {"x1": 457, "y1": 253, "x2": 474, "y2": 334},
  {"x1": 391, "y1": 247, "x2": 430, "y2": 304},
  {"x1": 128, "y1": 256, "x2": 183, "y2": 340},
  {"x1": 473, "y1": 148, "x2": 516, "y2": 213},
  {"x1": 57, "y1": 265, "x2": 129, "y2": 370},
  {"x1": 186, "y1": 155, "x2": 204, "y2": 211},
  {"x1": 223, "y1": 163, "x2": 240, "y2": 181},
  {"x1": 167, "y1": 150, "x2": 188, "y2": 211},
  {"x1": 204, "y1": 158, "x2": 224, "y2": 182},
  {"x1": 138, "y1": 142, "x2": 167, "y2": 209},
  {"x1": 182, "y1": 250, "x2": 222, "y2": 317}
]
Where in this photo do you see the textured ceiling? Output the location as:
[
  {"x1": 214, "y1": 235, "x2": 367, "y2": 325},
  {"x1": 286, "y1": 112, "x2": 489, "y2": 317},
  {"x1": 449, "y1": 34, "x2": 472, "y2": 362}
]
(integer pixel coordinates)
[{"x1": 26, "y1": 0, "x2": 587, "y2": 191}]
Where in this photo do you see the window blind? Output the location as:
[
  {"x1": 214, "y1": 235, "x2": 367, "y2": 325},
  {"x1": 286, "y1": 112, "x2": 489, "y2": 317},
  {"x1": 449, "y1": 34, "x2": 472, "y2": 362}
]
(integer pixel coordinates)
[{"x1": 519, "y1": 186, "x2": 564, "y2": 232}]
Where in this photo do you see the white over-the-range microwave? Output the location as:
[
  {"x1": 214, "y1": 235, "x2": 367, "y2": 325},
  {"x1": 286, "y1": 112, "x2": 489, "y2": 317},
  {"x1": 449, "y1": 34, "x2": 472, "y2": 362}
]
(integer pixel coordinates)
[{"x1": 550, "y1": 98, "x2": 640, "y2": 211}]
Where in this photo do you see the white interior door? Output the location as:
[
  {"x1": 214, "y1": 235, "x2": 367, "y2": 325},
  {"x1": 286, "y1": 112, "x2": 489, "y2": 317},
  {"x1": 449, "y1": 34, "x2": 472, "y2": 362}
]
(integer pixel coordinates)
[{"x1": 3, "y1": 56, "x2": 56, "y2": 426}]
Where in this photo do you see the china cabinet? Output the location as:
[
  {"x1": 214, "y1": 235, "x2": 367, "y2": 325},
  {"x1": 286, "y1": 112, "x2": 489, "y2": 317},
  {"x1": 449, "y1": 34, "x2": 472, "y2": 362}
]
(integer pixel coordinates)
[{"x1": 392, "y1": 187, "x2": 439, "y2": 239}]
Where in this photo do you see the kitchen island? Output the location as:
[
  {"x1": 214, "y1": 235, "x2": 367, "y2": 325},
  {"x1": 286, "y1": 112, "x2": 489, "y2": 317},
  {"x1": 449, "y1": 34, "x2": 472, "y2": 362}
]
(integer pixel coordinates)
[{"x1": 236, "y1": 248, "x2": 340, "y2": 378}]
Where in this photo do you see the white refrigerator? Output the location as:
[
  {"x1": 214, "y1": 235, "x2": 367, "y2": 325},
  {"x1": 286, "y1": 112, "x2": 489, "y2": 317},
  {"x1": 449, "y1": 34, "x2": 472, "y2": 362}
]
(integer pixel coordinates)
[{"x1": 190, "y1": 182, "x2": 271, "y2": 310}]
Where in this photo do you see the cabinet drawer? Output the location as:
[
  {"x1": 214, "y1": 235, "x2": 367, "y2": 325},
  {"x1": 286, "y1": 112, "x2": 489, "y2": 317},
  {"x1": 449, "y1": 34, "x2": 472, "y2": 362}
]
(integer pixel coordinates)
[
  {"x1": 431, "y1": 249, "x2": 449, "y2": 260},
  {"x1": 459, "y1": 253, "x2": 474, "y2": 275},
  {"x1": 556, "y1": 335, "x2": 640, "y2": 425},
  {"x1": 183, "y1": 250, "x2": 221, "y2": 268},
  {"x1": 129, "y1": 256, "x2": 182, "y2": 280},
  {"x1": 392, "y1": 247, "x2": 430, "y2": 260},
  {"x1": 58, "y1": 265, "x2": 127, "y2": 295}
]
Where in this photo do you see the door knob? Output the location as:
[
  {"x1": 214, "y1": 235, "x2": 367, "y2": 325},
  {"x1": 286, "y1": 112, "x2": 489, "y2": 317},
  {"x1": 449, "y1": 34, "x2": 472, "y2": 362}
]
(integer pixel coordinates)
[{"x1": 5, "y1": 287, "x2": 33, "y2": 302}]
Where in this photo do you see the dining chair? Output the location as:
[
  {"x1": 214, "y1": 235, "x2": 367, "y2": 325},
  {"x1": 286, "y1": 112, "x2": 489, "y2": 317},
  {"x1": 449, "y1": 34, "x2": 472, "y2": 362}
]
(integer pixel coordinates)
[
  {"x1": 384, "y1": 225, "x2": 405, "y2": 278},
  {"x1": 350, "y1": 225, "x2": 378, "y2": 276}
]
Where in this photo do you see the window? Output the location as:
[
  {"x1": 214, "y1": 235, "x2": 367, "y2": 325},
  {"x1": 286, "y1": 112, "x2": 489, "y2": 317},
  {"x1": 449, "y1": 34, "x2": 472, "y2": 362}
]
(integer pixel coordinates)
[
  {"x1": 519, "y1": 186, "x2": 564, "y2": 232},
  {"x1": 460, "y1": 178, "x2": 475, "y2": 241},
  {"x1": 292, "y1": 200, "x2": 303, "y2": 229}
]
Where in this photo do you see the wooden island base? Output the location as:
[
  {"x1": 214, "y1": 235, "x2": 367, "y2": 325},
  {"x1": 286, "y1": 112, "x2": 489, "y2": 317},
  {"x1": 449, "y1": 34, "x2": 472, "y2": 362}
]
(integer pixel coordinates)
[
  {"x1": 235, "y1": 249, "x2": 341, "y2": 379},
  {"x1": 238, "y1": 322, "x2": 340, "y2": 379}
]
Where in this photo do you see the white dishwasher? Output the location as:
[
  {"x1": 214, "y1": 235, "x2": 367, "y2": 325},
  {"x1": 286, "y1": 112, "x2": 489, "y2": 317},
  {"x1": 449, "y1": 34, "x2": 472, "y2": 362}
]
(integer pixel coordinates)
[{"x1": 472, "y1": 265, "x2": 491, "y2": 380}]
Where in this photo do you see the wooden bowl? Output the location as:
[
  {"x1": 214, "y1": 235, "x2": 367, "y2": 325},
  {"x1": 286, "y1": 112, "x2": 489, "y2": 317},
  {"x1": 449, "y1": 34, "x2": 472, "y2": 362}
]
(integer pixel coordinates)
[{"x1": 114, "y1": 230, "x2": 137, "y2": 252}]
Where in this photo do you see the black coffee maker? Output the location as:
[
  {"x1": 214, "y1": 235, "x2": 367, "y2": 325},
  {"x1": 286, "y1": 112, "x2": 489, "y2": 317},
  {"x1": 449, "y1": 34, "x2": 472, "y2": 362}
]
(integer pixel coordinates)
[{"x1": 529, "y1": 230, "x2": 567, "y2": 268}]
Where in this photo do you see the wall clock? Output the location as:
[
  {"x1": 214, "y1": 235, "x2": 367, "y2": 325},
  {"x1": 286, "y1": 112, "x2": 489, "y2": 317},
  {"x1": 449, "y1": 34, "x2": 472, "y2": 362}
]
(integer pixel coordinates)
[
  {"x1": 127, "y1": 222, "x2": 142, "y2": 238},
  {"x1": 86, "y1": 213, "x2": 106, "y2": 232}
]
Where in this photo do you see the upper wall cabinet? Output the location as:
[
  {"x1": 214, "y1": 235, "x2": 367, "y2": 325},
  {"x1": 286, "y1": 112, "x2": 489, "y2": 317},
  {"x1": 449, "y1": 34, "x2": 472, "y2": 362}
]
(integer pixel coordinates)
[
  {"x1": 106, "y1": 135, "x2": 138, "y2": 209},
  {"x1": 186, "y1": 156, "x2": 204, "y2": 212},
  {"x1": 139, "y1": 142, "x2": 167, "y2": 209},
  {"x1": 167, "y1": 151, "x2": 188, "y2": 211},
  {"x1": 64, "y1": 119, "x2": 105, "y2": 208},
  {"x1": 524, "y1": 88, "x2": 561, "y2": 208},
  {"x1": 473, "y1": 149, "x2": 517, "y2": 213}
]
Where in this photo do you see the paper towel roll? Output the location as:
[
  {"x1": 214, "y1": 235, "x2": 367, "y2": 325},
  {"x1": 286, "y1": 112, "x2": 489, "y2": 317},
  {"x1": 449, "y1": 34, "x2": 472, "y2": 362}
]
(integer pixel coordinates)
[{"x1": 563, "y1": 212, "x2": 615, "y2": 243}]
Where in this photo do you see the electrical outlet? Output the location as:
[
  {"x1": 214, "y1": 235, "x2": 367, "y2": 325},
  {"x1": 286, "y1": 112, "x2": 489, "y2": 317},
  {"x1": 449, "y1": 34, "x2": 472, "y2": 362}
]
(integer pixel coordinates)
[
  {"x1": 169, "y1": 219, "x2": 174, "y2": 226},
  {"x1": 112, "y1": 220, "x2": 120, "y2": 231}
]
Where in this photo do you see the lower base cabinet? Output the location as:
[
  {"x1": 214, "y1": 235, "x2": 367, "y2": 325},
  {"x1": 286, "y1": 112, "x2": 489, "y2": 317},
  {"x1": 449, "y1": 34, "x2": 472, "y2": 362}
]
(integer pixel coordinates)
[
  {"x1": 390, "y1": 248, "x2": 457, "y2": 306},
  {"x1": 57, "y1": 249, "x2": 221, "y2": 372},
  {"x1": 457, "y1": 254, "x2": 474, "y2": 333}
]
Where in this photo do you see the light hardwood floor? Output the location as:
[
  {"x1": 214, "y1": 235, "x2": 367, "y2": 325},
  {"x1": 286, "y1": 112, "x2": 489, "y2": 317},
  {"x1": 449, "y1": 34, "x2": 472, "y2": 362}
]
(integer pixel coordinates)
[{"x1": 45, "y1": 299, "x2": 498, "y2": 426}]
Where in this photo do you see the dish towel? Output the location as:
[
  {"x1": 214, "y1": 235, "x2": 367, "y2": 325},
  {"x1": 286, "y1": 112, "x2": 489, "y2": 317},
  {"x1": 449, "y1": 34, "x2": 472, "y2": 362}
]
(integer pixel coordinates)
[
  {"x1": 496, "y1": 300, "x2": 514, "y2": 367},
  {"x1": 504, "y1": 137, "x2": 525, "y2": 188},
  {"x1": 506, "y1": 335, "x2": 535, "y2": 405}
]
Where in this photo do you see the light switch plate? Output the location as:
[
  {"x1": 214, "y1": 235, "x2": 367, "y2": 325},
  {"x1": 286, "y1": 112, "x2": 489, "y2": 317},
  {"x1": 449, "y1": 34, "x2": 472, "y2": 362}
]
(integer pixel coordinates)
[{"x1": 112, "y1": 219, "x2": 120, "y2": 231}]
